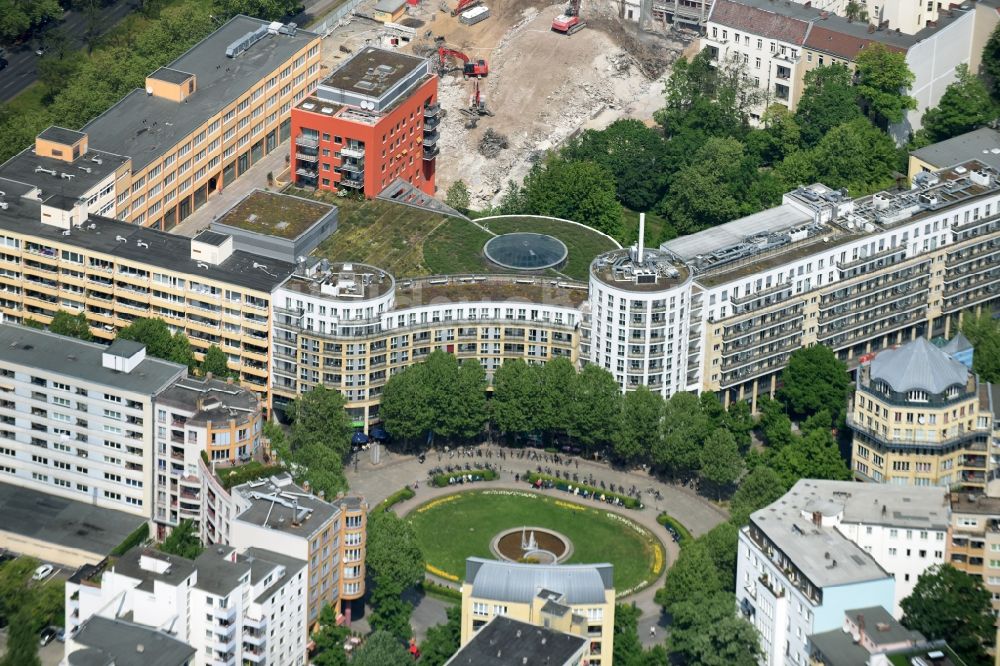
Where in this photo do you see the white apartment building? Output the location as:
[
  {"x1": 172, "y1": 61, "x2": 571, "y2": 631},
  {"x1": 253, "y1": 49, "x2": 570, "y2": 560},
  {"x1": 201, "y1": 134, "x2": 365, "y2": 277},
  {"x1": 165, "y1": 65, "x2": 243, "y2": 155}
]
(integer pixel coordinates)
[
  {"x1": 65, "y1": 545, "x2": 308, "y2": 666},
  {"x1": 151, "y1": 376, "x2": 263, "y2": 539},
  {"x1": 0, "y1": 325, "x2": 184, "y2": 517},
  {"x1": 737, "y1": 480, "x2": 948, "y2": 666}
]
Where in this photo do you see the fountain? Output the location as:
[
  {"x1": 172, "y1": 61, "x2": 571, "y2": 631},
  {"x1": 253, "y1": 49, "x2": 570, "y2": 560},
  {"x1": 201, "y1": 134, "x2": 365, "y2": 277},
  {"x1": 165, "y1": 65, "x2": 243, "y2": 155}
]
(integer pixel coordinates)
[{"x1": 491, "y1": 526, "x2": 573, "y2": 564}]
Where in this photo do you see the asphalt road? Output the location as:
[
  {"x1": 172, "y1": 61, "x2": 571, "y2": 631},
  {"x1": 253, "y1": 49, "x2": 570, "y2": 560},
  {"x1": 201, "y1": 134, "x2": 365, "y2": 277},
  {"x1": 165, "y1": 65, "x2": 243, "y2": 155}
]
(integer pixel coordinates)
[{"x1": 0, "y1": 1, "x2": 139, "y2": 103}]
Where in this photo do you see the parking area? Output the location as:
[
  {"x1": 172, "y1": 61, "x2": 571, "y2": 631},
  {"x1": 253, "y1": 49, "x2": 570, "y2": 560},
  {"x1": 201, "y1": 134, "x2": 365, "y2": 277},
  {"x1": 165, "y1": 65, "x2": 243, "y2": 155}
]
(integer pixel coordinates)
[{"x1": 0, "y1": 627, "x2": 65, "y2": 666}]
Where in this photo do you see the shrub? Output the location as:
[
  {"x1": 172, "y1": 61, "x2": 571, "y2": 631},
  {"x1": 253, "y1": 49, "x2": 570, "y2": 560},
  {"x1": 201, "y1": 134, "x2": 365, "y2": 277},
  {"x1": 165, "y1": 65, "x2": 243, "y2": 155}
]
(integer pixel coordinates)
[
  {"x1": 656, "y1": 513, "x2": 693, "y2": 543},
  {"x1": 378, "y1": 486, "x2": 416, "y2": 512},
  {"x1": 524, "y1": 472, "x2": 642, "y2": 509},
  {"x1": 431, "y1": 468, "x2": 498, "y2": 487},
  {"x1": 421, "y1": 580, "x2": 461, "y2": 602},
  {"x1": 219, "y1": 462, "x2": 285, "y2": 490}
]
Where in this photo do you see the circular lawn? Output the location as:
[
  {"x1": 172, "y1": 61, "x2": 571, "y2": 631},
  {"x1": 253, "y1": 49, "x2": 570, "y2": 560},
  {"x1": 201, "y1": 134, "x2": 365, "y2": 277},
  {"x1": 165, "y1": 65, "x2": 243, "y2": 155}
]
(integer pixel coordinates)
[{"x1": 406, "y1": 489, "x2": 665, "y2": 596}]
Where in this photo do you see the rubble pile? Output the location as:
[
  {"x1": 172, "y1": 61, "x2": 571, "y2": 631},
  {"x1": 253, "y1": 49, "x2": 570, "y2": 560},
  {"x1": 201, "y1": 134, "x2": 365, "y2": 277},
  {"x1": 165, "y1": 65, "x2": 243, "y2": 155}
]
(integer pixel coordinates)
[{"x1": 478, "y1": 128, "x2": 509, "y2": 158}]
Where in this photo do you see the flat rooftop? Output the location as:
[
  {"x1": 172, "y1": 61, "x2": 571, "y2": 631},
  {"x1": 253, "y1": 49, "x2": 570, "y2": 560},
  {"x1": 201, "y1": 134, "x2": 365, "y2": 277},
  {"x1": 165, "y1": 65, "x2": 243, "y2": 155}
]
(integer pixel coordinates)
[
  {"x1": 445, "y1": 616, "x2": 587, "y2": 666},
  {"x1": 0, "y1": 188, "x2": 297, "y2": 292},
  {"x1": 0, "y1": 324, "x2": 184, "y2": 394},
  {"x1": 0, "y1": 482, "x2": 146, "y2": 557},
  {"x1": 154, "y1": 376, "x2": 260, "y2": 427},
  {"x1": 282, "y1": 262, "x2": 395, "y2": 301},
  {"x1": 590, "y1": 248, "x2": 689, "y2": 292},
  {"x1": 83, "y1": 16, "x2": 317, "y2": 172},
  {"x1": 911, "y1": 128, "x2": 1000, "y2": 172},
  {"x1": 321, "y1": 46, "x2": 426, "y2": 98},
  {"x1": 214, "y1": 190, "x2": 335, "y2": 240},
  {"x1": 750, "y1": 480, "x2": 948, "y2": 589},
  {"x1": 108, "y1": 547, "x2": 197, "y2": 593},
  {"x1": 662, "y1": 203, "x2": 811, "y2": 262},
  {"x1": 0, "y1": 143, "x2": 128, "y2": 202},
  {"x1": 950, "y1": 491, "x2": 1000, "y2": 516},
  {"x1": 233, "y1": 473, "x2": 340, "y2": 537},
  {"x1": 192, "y1": 548, "x2": 250, "y2": 596},
  {"x1": 394, "y1": 275, "x2": 589, "y2": 309},
  {"x1": 70, "y1": 616, "x2": 196, "y2": 666}
]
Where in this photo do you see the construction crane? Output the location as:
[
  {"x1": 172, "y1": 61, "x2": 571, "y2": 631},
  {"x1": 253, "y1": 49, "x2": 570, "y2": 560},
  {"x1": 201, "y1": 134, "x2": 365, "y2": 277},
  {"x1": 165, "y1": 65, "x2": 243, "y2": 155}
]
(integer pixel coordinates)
[
  {"x1": 551, "y1": 0, "x2": 586, "y2": 35},
  {"x1": 436, "y1": 44, "x2": 489, "y2": 78},
  {"x1": 450, "y1": 0, "x2": 481, "y2": 16}
]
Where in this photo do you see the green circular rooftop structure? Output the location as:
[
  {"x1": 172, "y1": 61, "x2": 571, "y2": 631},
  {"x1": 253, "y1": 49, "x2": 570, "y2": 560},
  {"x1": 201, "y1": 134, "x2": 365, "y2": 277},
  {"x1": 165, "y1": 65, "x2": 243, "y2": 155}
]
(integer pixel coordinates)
[{"x1": 483, "y1": 232, "x2": 568, "y2": 271}]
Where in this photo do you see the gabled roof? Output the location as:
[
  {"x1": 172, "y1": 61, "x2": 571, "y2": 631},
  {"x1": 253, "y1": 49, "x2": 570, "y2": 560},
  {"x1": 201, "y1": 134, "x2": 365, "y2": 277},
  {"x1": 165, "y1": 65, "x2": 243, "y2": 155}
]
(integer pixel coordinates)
[
  {"x1": 465, "y1": 558, "x2": 613, "y2": 605},
  {"x1": 870, "y1": 337, "x2": 969, "y2": 394},
  {"x1": 803, "y1": 24, "x2": 907, "y2": 59},
  {"x1": 708, "y1": 0, "x2": 812, "y2": 44}
]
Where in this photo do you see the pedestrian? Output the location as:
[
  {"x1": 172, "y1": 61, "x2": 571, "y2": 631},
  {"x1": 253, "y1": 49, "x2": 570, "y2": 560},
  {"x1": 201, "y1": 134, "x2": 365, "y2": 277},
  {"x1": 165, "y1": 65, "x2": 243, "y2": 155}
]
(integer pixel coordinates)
[{"x1": 649, "y1": 625, "x2": 656, "y2": 639}]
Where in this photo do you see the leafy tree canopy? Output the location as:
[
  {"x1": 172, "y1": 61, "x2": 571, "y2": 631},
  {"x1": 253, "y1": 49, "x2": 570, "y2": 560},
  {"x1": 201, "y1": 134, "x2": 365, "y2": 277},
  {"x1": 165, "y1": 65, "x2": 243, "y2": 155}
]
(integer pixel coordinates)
[
  {"x1": 918, "y1": 64, "x2": 996, "y2": 144},
  {"x1": 49, "y1": 310, "x2": 93, "y2": 341},
  {"x1": 854, "y1": 44, "x2": 917, "y2": 125},
  {"x1": 961, "y1": 311, "x2": 1000, "y2": 384},
  {"x1": 667, "y1": 592, "x2": 762, "y2": 666},
  {"x1": 445, "y1": 179, "x2": 471, "y2": 212},
  {"x1": 419, "y1": 605, "x2": 461, "y2": 666},
  {"x1": 521, "y1": 157, "x2": 624, "y2": 238},
  {"x1": 613, "y1": 385, "x2": 663, "y2": 464},
  {"x1": 699, "y1": 428, "x2": 743, "y2": 497},
  {"x1": 201, "y1": 345, "x2": 235, "y2": 379},
  {"x1": 216, "y1": 0, "x2": 303, "y2": 21},
  {"x1": 779, "y1": 344, "x2": 851, "y2": 422},
  {"x1": 794, "y1": 64, "x2": 863, "y2": 146},
  {"x1": 349, "y1": 630, "x2": 411, "y2": 666},
  {"x1": 902, "y1": 564, "x2": 994, "y2": 665},
  {"x1": 159, "y1": 519, "x2": 204, "y2": 559},
  {"x1": 730, "y1": 465, "x2": 787, "y2": 526}
]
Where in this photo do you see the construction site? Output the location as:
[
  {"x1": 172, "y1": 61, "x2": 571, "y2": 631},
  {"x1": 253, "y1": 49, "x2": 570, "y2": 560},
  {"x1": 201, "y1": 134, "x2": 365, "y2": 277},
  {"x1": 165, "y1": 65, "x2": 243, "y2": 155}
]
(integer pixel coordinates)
[{"x1": 314, "y1": 0, "x2": 693, "y2": 208}]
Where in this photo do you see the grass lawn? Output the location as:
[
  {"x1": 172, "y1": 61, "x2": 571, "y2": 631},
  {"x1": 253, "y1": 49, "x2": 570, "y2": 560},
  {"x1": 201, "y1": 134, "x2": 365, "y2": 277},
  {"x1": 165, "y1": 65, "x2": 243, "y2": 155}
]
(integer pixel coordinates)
[
  {"x1": 407, "y1": 490, "x2": 664, "y2": 595},
  {"x1": 293, "y1": 191, "x2": 619, "y2": 281},
  {"x1": 620, "y1": 209, "x2": 669, "y2": 247},
  {"x1": 480, "y1": 216, "x2": 619, "y2": 281}
]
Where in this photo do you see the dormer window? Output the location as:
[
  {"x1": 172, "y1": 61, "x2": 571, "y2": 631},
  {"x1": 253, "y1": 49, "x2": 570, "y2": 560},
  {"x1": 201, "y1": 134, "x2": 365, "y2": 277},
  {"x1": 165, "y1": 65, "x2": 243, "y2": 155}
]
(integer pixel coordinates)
[{"x1": 907, "y1": 390, "x2": 928, "y2": 403}]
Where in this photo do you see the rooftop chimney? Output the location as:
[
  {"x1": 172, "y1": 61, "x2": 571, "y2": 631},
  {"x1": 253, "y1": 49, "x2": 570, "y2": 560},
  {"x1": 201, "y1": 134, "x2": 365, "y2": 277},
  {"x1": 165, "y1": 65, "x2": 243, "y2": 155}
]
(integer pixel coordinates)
[{"x1": 638, "y1": 213, "x2": 646, "y2": 264}]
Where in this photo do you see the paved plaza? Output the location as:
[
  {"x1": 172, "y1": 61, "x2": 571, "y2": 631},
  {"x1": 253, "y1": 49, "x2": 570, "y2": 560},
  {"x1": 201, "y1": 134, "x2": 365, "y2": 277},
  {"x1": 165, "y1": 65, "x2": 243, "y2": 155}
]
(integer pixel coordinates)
[{"x1": 346, "y1": 445, "x2": 729, "y2": 646}]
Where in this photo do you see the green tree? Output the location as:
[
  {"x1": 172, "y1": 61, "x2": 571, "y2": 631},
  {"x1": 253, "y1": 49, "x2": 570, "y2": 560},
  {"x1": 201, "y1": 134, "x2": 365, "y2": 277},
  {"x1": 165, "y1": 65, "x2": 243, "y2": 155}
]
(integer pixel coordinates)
[
  {"x1": 1, "y1": 607, "x2": 41, "y2": 666},
  {"x1": 521, "y1": 157, "x2": 623, "y2": 238},
  {"x1": 613, "y1": 386, "x2": 663, "y2": 464},
  {"x1": 919, "y1": 65, "x2": 996, "y2": 143},
  {"x1": 380, "y1": 363, "x2": 433, "y2": 443},
  {"x1": 535, "y1": 357, "x2": 576, "y2": 437},
  {"x1": 217, "y1": 0, "x2": 302, "y2": 20},
  {"x1": 779, "y1": 344, "x2": 851, "y2": 422},
  {"x1": 311, "y1": 604, "x2": 350, "y2": 666},
  {"x1": 699, "y1": 429, "x2": 743, "y2": 498},
  {"x1": 160, "y1": 519, "x2": 203, "y2": 559},
  {"x1": 117, "y1": 317, "x2": 194, "y2": 367},
  {"x1": 419, "y1": 605, "x2": 461, "y2": 666},
  {"x1": 902, "y1": 564, "x2": 994, "y2": 666},
  {"x1": 491, "y1": 358, "x2": 538, "y2": 437},
  {"x1": 654, "y1": 540, "x2": 722, "y2": 610},
  {"x1": 289, "y1": 385, "x2": 353, "y2": 461},
  {"x1": 701, "y1": 522, "x2": 739, "y2": 592},
  {"x1": 794, "y1": 64, "x2": 863, "y2": 146},
  {"x1": 366, "y1": 511, "x2": 425, "y2": 642},
  {"x1": 48, "y1": 310, "x2": 93, "y2": 340},
  {"x1": 201, "y1": 345, "x2": 234, "y2": 379},
  {"x1": 350, "y1": 630, "x2": 411, "y2": 666},
  {"x1": 730, "y1": 465, "x2": 787, "y2": 526},
  {"x1": 612, "y1": 603, "x2": 645, "y2": 666},
  {"x1": 656, "y1": 391, "x2": 712, "y2": 477},
  {"x1": 658, "y1": 137, "x2": 759, "y2": 234},
  {"x1": 854, "y1": 43, "x2": 917, "y2": 125},
  {"x1": 962, "y1": 311, "x2": 1000, "y2": 383},
  {"x1": 563, "y1": 119, "x2": 671, "y2": 211},
  {"x1": 803, "y1": 118, "x2": 900, "y2": 195},
  {"x1": 445, "y1": 179, "x2": 471, "y2": 212},
  {"x1": 744, "y1": 105, "x2": 802, "y2": 165},
  {"x1": 667, "y1": 592, "x2": 762, "y2": 666},
  {"x1": 0, "y1": 0, "x2": 61, "y2": 45},
  {"x1": 984, "y1": 23, "x2": 1000, "y2": 101},
  {"x1": 568, "y1": 364, "x2": 621, "y2": 453},
  {"x1": 723, "y1": 400, "x2": 755, "y2": 453},
  {"x1": 768, "y1": 428, "x2": 851, "y2": 488},
  {"x1": 448, "y1": 360, "x2": 488, "y2": 441}
]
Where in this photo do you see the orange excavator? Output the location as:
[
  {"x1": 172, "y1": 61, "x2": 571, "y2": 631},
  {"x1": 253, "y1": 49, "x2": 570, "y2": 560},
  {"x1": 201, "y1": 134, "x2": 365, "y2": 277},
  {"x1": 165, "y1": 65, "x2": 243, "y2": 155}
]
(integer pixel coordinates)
[
  {"x1": 450, "y1": 0, "x2": 481, "y2": 16},
  {"x1": 437, "y1": 44, "x2": 489, "y2": 78},
  {"x1": 552, "y1": 0, "x2": 586, "y2": 35}
]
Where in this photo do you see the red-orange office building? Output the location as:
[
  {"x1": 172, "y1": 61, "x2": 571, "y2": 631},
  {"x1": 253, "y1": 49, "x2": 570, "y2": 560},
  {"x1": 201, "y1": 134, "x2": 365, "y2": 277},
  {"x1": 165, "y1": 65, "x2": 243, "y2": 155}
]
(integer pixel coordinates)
[{"x1": 290, "y1": 46, "x2": 439, "y2": 197}]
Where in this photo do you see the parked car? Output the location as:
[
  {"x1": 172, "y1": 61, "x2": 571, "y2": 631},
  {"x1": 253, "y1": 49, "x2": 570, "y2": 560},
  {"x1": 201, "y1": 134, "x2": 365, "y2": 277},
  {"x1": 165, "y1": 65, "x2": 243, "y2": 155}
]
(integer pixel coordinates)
[
  {"x1": 56, "y1": 627, "x2": 66, "y2": 642},
  {"x1": 32, "y1": 563, "x2": 53, "y2": 581},
  {"x1": 39, "y1": 626, "x2": 57, "y2": 646}
]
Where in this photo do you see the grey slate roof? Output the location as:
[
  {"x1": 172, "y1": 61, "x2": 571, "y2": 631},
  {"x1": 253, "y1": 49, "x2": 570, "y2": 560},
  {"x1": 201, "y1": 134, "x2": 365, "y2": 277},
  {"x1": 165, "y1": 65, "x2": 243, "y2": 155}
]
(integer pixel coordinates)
[
  {"x1": 70, "y1": 616, "x2": 195, "y2": 666},
  {"x1": 465, "y1": 558, "x2": 613, "y2": 605},
  {"x1": 444, "y1": 616, "x2": 587, "y2": 666},
  {"x1": 870, "y1": 337, "x2": 969, "y2": 394},
  {"x1": 942, "y1": 332, "x2": 974, "y2": 356}
]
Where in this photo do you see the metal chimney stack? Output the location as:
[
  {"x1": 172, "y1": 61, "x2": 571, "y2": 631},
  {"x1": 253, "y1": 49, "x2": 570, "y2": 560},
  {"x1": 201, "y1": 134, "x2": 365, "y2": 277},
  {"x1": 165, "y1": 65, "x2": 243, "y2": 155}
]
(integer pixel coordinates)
[{"x1": 637, "y1": 213, "x2": 645, "y2": 264}]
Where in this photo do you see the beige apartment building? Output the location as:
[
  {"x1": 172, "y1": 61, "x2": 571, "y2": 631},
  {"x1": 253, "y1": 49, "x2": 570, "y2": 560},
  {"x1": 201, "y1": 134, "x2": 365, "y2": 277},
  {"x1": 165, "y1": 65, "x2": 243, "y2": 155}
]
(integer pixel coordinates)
[
  {"x1": 847, "y1": 336, "x2": 996, "y2": 490},
  {"x1": 0, "y1": 15, "x2": 322, "y2": 231},
  {"x1": 460, "y1": 558, "x2": 616, "y2": 665},
  {"x1": 0, "y1": 178, "x2": 296, "y2": 401}
]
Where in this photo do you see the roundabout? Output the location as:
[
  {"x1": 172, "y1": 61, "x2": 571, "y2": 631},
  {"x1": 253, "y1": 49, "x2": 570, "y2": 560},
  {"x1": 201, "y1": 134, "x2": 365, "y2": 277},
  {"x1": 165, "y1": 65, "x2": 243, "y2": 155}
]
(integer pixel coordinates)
[{"x1": 405, "y1": 489, "x2": 666, "y2": 597}]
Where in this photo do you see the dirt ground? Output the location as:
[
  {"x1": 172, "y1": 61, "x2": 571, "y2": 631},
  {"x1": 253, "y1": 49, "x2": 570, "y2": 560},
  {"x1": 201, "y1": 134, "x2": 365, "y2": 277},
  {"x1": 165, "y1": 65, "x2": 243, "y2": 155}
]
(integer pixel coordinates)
[{"x1": 319, "y1": 0, "x2": 691, "y2": 208}]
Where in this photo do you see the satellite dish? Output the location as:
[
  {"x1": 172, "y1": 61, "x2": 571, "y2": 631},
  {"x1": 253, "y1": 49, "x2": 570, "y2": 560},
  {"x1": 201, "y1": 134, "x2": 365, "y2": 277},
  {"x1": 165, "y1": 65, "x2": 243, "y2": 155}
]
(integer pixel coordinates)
[
  {"x1": 917, "y1": 415, "x2": 926, "y2": 424},
  {"x1": 146, "y1": 86, "x2": 153, "y2": 95}
]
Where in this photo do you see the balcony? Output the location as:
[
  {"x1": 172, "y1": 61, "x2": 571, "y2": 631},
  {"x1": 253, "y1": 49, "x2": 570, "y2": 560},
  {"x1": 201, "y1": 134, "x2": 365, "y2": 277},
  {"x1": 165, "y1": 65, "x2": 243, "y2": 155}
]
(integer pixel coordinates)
[
  {"x1": 296, "y1": 152, "x2": 319, "y2": 163},
  {"x1": 423, "y1": 145, "x2": 440, "y2": 160},
  {"x1": 340, "y1": 159, "x2": 364, "y2": 173},
  {"x1": 295, "y1": 166, "x2": 318, "y2": 178},
  {"x1": 342, "y1": 144, "x2": 365, "y2": 159},
  {"x1": 340, "y1": 174, "x2": 364, "y2": 189},
  {"x1": 423, "y1": 103, "x2": 441, "y2": 118},
  {"x1": 295, "y1": 135, "x2": 319, "y2": 149},
  {"x1": 422, "y1": 130, "x2": 439, "y2": 147}
]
